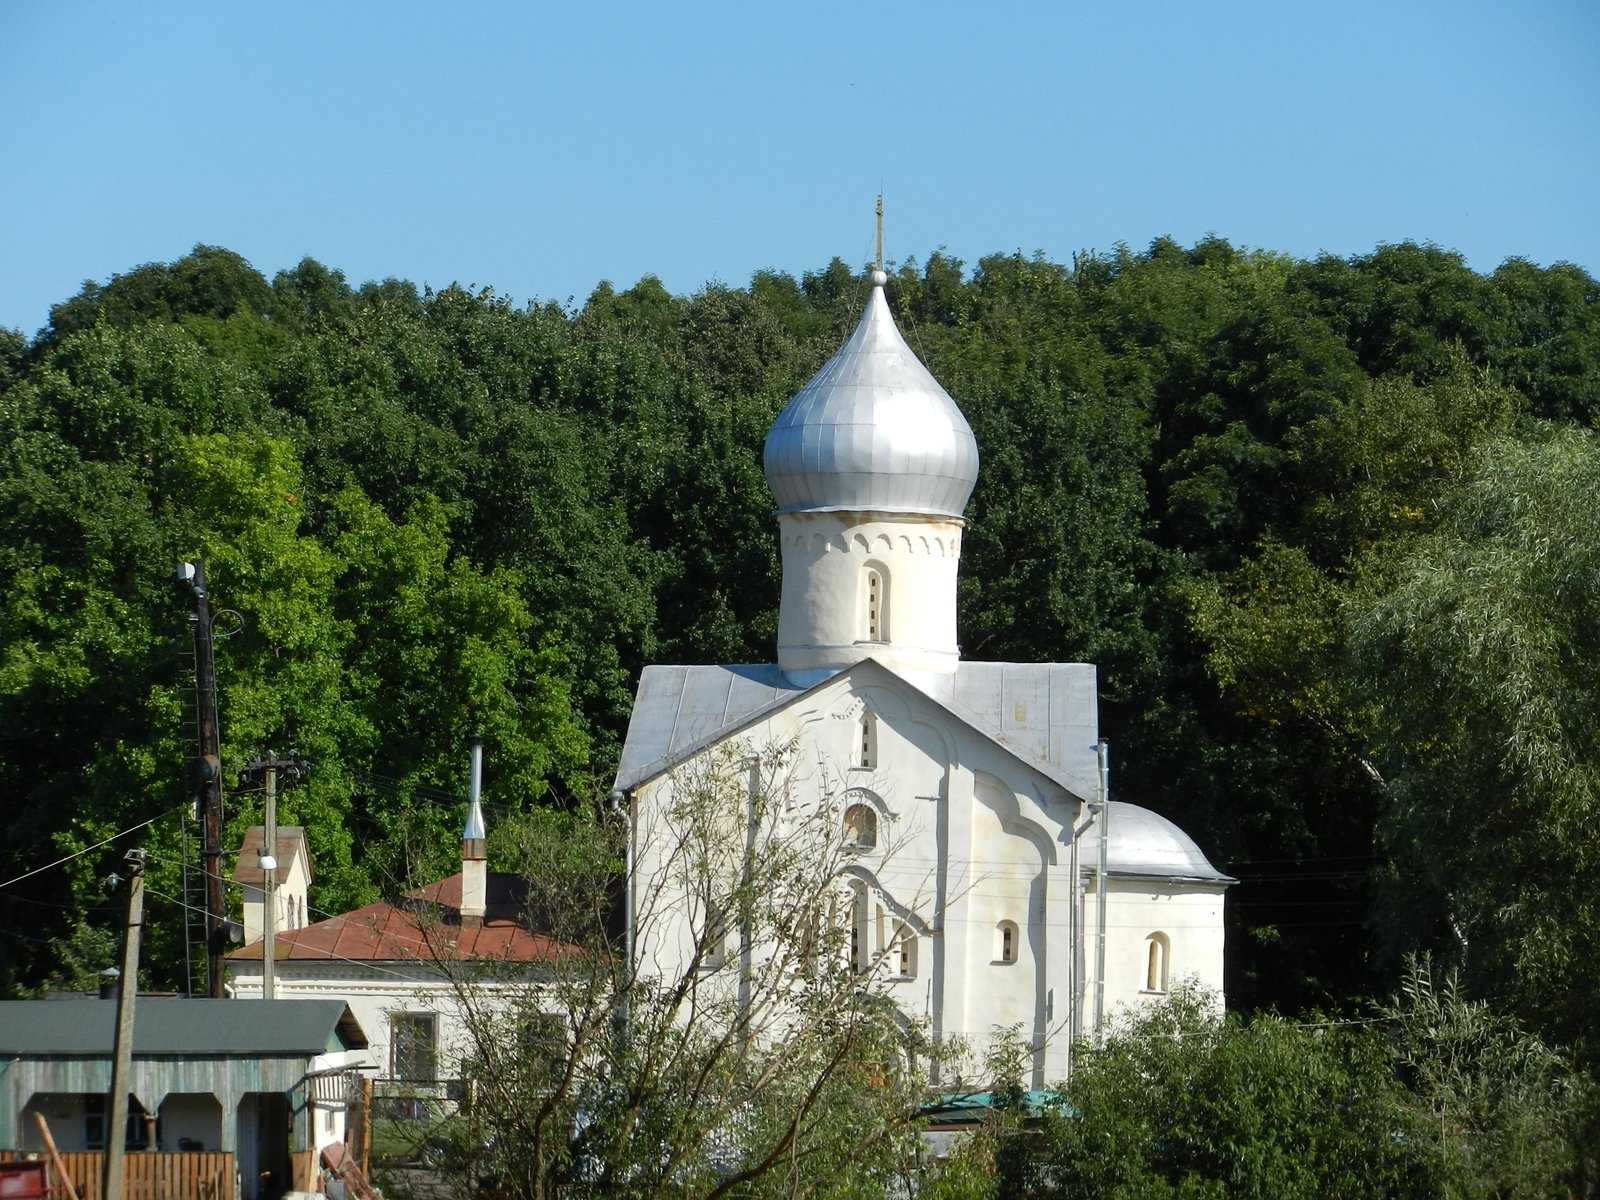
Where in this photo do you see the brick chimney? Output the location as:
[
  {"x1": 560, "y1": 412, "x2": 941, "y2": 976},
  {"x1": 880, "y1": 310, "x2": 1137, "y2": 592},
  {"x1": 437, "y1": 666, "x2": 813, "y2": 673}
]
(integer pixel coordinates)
[{"x1": 461, "y1": 738, "x2": 487, "y2": 920}]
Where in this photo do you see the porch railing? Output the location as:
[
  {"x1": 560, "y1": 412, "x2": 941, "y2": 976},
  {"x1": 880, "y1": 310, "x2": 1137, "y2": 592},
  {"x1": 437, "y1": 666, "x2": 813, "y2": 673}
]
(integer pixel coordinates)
[{"x1": 0, "y1": 1151, "x2": 235, "y2": 1200}]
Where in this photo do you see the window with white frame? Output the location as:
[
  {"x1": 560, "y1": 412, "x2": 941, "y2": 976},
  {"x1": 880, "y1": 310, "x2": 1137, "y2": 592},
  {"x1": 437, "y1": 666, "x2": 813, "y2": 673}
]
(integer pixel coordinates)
[
  {"x1": 856, "y1": 710, "x2": 877, "y2": 769},
  {"x1": 894, "y1": 921, "x2": 917, "y2": 978},
  {"x1": 701, "y1": 900, "x2": 729, "y2": 971}
]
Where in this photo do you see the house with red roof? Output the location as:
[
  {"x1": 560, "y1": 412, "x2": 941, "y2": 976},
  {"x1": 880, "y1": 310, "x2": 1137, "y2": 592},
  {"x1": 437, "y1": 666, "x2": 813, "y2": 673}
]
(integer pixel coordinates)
[{"x1": 226, "y1": 787, "x2": 576, "y2": 1088}]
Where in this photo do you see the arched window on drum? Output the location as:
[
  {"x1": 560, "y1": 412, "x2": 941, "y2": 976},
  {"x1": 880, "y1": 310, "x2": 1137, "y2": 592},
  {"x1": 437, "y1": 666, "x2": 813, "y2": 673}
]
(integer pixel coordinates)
[
  {"x1": 862, "y1": 565, "x2": 889, "y2": 642},
  {"x1": 1145, "y1": 932, "x2": 1170, "y2": 993}
]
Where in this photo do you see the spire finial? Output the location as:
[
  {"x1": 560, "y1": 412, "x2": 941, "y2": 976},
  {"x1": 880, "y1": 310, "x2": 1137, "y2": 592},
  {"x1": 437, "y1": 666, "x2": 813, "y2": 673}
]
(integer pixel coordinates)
[{"x1": 871, "y1": 195, "x2": 887, "y2": 287}]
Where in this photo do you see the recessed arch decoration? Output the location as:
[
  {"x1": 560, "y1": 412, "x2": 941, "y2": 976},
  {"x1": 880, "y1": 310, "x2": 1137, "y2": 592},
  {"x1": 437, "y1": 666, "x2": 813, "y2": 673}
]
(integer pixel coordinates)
[
  {"x1": 843, "y1": 802, "x2": 878, "y2": 851},
  {"x1": 1145, "y1": 931, "x2": 1171, "y2": 993},
  {"x1": 856, "y1": 708, "x2": 878, "y2": 769},
  {"x1": 861, "y1": 562, "x2": 889, "y2": 642}
]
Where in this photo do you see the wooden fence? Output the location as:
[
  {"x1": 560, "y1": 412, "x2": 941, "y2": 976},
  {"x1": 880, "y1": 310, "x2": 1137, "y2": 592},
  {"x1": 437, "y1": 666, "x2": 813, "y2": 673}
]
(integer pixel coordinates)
[{"x1": 0, "y1": 1151, "x2": 234, "y2": 1200}]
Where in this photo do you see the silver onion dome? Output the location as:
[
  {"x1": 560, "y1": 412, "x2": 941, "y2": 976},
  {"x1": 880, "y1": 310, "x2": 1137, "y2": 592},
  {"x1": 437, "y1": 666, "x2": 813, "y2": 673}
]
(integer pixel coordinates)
[{"x1": 763, "y1": 270, "x2": 979, "y2": 519}]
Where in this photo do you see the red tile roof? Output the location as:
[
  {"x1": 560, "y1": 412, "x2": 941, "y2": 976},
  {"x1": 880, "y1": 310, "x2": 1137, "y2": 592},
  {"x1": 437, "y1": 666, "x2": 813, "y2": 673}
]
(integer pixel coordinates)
[{"x1": 228, "y1": 871, "x2": 579, "y2": 965}]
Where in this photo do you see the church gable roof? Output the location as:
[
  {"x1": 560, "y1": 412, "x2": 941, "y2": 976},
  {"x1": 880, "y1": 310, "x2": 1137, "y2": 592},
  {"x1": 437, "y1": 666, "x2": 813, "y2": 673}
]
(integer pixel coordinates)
[
  {"x1": 615, "y1": 664, "x2": 806, "y2": 791},
  {"x1": 614, "y1": 659, "x2": 1098, "y2": 801}
]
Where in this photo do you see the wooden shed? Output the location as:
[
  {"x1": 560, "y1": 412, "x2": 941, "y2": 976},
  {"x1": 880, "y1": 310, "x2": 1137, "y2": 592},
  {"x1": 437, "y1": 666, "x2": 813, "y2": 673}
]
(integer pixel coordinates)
[{"x1": 0, "y1": 999, "x2": 366, "y2": 1200}]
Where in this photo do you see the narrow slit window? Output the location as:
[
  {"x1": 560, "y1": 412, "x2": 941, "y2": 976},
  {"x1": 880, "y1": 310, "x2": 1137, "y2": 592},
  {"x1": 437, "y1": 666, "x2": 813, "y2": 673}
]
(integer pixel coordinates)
[
  {"x1": 997, "y1": 920, "x2": 1019, "y2": 964},
  {"x1": 702, "y1": 901, "x2": 728, "y2": 971},
  {"x1": 863, "y1": 566, "x2": 888, "y2": 642},
  {"x1": 850, "y1": 884, "x2": 869, "y2": 974},
  {"x1": 857, "y1": 710, "x2": 877, "y2": 769},
  {"x1": 896, "y1": 922, "x2": 917, "y2": 978}
]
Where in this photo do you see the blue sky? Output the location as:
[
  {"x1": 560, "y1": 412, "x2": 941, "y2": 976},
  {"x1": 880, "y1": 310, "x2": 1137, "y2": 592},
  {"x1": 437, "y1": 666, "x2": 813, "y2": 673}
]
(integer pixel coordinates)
[{"x1": 3, "y1": 0, "x2": 1596, "y2": 337}]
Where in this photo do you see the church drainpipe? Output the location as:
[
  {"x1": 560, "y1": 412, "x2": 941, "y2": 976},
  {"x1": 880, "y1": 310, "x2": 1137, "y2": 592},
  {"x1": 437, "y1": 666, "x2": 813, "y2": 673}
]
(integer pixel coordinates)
[
  {"x1": 1093, "y1": 739, "x2": 1111, "y2": 1048},
  {"x1": 1067, "y1": 801, "x2": 1097, "y2": 1070}
]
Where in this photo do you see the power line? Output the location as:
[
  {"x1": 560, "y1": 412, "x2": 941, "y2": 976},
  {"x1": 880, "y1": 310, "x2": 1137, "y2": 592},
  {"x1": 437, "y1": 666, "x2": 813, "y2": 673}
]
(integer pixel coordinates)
[{"x1": 0, "y1": 811, "x2": 180, "y2": 892}]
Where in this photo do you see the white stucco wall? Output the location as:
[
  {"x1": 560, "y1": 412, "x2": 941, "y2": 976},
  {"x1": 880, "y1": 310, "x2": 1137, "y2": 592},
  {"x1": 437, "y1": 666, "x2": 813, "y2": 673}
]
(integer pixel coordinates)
[
  {"x1": 1080, "y1": 877, "x2": 1228, "y2": 1029},
  {"x1": 227, "y1": 963, "x2": 557, "y2": 1089},
  {"x1": 775, "y1": 512, "x2": 965, "y2": 686},
  {"x1": 629, "y1": 663, "x2": 1230, "y2": 1089},
  {"x1": 631, "y1": 665, "x2": 1089, "y2": 1088}
]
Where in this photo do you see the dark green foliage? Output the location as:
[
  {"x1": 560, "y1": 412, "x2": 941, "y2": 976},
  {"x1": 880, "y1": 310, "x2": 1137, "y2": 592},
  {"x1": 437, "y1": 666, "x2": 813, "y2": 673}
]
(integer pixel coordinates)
[
  {"x1": 1013, "y1": 975, "x2": 1591, "y2": 1200},
  {"x1": 1, "y1": 235, "x2": 1597, "y2": 1065},
  {"x1": 1025, "y1": 987, "x2": 1451, "y2": 1200}
]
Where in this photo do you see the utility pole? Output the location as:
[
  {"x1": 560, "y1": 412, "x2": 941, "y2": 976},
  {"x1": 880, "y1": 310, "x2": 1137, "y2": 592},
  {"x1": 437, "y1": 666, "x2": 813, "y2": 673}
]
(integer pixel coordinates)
[
  {"x1": 179, "y1": 559, "x2": 226, "y2": 997},
  {"x1": 262, "y1": 761, "x2": 278, "y2": 1000},
  {"x1": 103, "y1": 848, "x2": 146, "y2": 1200},
  {"x1": 244, "y1": 756, "x2": 304, "y2": 1001}
]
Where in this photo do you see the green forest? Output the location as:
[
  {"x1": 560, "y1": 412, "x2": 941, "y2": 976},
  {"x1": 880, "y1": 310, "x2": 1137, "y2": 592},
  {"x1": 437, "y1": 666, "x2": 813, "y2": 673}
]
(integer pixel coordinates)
[{"x1": 1, "y1": 236, "x2": 1596, "y2": 1075}]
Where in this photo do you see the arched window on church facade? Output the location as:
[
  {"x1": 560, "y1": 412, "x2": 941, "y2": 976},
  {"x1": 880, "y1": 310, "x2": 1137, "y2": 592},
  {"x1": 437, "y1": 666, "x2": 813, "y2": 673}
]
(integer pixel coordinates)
[
  {"x1": 862, "y1": 565, "x2": 888, "y2": 642},
  {"x1": 996, "y1": 920, "x2": 1019, "y2": 964},
  {"x1": 895, "y1": 921, "x2": 917, "y2": 978},
  {"x1": 850, "y1": 882, "x2": 869, "y2": 974},
  {"x1": 856, "y1": 710, "x2": 877, "y2": 769},
  {"x1": 1145, "y1": 932, "x2": 1170, "y2": 993},
  {"x1": 843, "y1": 803, "x2": 877, "y2": 851},
  {"x1": 700, "y1": 900, "x2": 729, "y2": 972}
]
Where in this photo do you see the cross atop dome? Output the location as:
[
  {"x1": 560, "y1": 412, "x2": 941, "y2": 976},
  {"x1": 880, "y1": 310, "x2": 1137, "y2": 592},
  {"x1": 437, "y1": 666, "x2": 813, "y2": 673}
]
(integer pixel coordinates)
[
  {"x1": 764, "y1": 201, "x2": 980, "y2": 686},
  {"x1": 762, "y1": 205, "x2": 979, "y2": 521}
]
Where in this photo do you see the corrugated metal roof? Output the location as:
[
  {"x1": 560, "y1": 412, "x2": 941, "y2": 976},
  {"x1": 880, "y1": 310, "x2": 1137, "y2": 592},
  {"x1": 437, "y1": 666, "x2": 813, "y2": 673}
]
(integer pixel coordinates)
[
  {"x1": 228, "y1": 872, "x2": 581, "y2": 965},
  {"x1": 0, "y1": 999, "x2": 366, "y2": 1056},
  {"x1": 614, "y1": 664, "x2": 804, "y2": 791},
  {"x1": 613, "y1": 659, "x2": 1099, "y2": 801}
]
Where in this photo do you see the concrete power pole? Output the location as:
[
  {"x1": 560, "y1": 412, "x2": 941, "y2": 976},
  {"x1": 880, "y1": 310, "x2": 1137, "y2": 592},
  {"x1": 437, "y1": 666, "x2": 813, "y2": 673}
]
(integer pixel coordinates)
[
  {"x1": 103, "y1": 849, "x2": 146, "y2": 1200},
  {"x1": 179, "y1": 559, "x2": 226, "y2": 997},
  {"x1": 244, "y1": 756, "x2": 304, "y2": 1001},
  {"x1": 262, "y1": 762, "x2": 278, "y2": 1000}
]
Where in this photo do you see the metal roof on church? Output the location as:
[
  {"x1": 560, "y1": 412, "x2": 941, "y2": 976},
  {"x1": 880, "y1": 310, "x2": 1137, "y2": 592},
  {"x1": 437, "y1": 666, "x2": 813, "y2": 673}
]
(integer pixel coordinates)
[
  {"x1": 763, "y1": 273, "x2": 980, "y2": 520},
  {"x1": 613, "y1": 659, "x2": 1100, "y2": 802}
]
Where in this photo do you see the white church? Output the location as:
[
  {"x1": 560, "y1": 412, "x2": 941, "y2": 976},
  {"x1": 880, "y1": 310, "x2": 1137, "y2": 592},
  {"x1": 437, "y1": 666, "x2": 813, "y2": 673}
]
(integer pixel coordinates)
[{"x1": 614, "y1": 265, "x2": 1231, "y2": 1088}]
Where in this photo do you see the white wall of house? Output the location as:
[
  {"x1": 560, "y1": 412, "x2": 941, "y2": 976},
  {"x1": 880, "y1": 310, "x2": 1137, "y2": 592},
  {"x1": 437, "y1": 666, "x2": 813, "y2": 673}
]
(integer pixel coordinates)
[
  {"x1": 229, "y1": 966, "x2": 555, "y2": 1091},
  {"x1": 241, "y1": 851, "x2": 312, "y2": 946}
]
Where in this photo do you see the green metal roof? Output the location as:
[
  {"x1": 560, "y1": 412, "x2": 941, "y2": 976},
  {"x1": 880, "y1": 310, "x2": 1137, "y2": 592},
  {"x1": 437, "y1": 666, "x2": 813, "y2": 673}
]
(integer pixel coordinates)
[
  {"x1": 919, "y1": 1089, "x2": 1072, "y2": 1123},
  {"x1": 0, "y1": 999, "x2": 367, "y2": 1057}
]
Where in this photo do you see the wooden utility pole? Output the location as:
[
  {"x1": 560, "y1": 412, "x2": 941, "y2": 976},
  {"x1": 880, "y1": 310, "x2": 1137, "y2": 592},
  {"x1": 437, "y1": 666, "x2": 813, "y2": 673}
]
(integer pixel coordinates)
[
  {"x1": 104, "y1": 848, "x2": 146, "y2": 1200},
  {"x1": 180, "y1": 559, "x2": 226, "y2": 998}
]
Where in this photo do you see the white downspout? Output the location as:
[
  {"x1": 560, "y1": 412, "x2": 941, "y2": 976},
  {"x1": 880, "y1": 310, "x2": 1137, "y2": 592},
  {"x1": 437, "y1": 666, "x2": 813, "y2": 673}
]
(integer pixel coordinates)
[{"x1": 1093, "y1": 739, "x2": 1110, "y2": 1048}]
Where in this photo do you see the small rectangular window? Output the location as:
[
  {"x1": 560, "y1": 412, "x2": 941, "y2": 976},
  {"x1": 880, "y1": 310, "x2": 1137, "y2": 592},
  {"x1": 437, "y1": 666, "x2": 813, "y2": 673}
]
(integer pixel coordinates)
[
  {"x1": 391, "y1": 1013, "x2": 438, "y2": 1082},
  {"x1": 85, "y1": 1096, "x2": 105, "y2": 1150}
]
